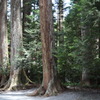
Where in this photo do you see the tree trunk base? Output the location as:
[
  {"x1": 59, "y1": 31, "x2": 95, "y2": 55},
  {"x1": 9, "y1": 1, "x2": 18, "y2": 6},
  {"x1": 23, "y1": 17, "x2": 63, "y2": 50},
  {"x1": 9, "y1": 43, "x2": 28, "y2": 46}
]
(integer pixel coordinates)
[
  {"x1": 0, "y1": 75, "x2": 7, "y2": 88},
  {"x1": 27, "y1": 80, "x2": 62, "y2": 96},
  {"x1": 0, "y1": 79, "x2": 21, "y2": 91},
  {"x1": 0, "y1": 79, "x2": 10, "y2": 91},
  {"x1": 27, "y1": 85, "x2": 46, "y2": 96},
  {"x1": 44, "y1": 79, "x2": 62, "y2": 96},
  {"x1": 81, "y1": 81, "x2": 90, "y2": 87}
]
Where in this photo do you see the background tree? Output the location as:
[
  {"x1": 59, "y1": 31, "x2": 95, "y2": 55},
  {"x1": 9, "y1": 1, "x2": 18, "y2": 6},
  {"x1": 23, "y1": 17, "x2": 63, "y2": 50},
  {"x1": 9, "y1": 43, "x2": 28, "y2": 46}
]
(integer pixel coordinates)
[{"x1": 23, "y1": 0, "x2": 32, "y2": 33}]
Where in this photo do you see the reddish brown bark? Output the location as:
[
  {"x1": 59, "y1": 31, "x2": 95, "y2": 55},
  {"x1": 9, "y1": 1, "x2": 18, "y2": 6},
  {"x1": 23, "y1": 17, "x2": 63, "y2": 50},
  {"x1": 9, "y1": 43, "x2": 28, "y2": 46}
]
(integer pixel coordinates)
[
  {"x1": 28, "y1": 0, "x2": 62, "y2": 96},
  {"x1": 39, "y1": 0, "x2": 54, "y2": 90}
]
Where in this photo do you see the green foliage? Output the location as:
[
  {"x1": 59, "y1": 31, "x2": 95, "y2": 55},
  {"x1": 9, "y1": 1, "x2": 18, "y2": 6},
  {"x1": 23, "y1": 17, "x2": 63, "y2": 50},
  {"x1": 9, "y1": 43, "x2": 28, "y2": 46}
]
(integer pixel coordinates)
[
  {"x1": 12, "y1": 0, "x2": 100, "y2": 86},
  {"x1": 16, "y1": 4, "x2": 43, "y2": 83},
  {"x1": 0, "y1": 67, "x2": 9, "y2": 75},
  {"x1": 54, "y1": 0, "x2": 100, "y2": 86}
]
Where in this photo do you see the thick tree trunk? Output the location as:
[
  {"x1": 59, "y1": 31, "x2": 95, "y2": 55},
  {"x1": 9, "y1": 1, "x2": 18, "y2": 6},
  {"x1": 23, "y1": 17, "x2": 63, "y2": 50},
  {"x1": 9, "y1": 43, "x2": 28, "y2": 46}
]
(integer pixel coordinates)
[
  {"x1": 0, "y1": 0, "x2": 8, "y2": 87},
  {"x1": 28, "y1": 0, "x2": 62, "y2": 96},
  {"x1": 6, "y1": 0, "x2": 23, "y2": 90}
]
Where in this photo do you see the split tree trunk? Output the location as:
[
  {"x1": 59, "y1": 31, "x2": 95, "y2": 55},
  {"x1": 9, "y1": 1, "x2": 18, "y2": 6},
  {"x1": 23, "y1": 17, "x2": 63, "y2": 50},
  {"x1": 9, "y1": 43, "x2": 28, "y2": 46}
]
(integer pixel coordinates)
[
  {"x1": 0, "y1": 0, "x2": 8, "y2": 87},
  {"x1": 29, "y1": 0, "x2": 62, "y2": 96},
  {"x1": 6, "y1": 0, "x2": 23, "y2": 90}
]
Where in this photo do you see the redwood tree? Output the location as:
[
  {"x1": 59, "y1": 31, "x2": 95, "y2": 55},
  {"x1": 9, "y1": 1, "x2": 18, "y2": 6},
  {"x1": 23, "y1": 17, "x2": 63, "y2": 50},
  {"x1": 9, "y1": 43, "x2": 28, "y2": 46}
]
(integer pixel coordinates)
[{"x1": 29, "y1": 0, "x2": 62, "y2": 96}]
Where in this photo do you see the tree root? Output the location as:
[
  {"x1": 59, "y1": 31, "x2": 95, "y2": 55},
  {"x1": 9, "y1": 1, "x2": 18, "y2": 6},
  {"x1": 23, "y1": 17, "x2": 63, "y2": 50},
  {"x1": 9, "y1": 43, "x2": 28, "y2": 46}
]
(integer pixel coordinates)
[
  {"x1": 0, "y1": 79, "x2": 10, "y2": 91},
  {"x1": 44, "y1": 79, "x2": 61, "y2": 96},
  {"x1": 27, "y1": 79, "x2": 62, "y2": 97},
  {"x1": 27, "y1": 85, "x2": 46, "y2": 96},
  {"x1": 0, "y1": 75, "x2": 7, "y2": 88},
  {"x1": 23, "y1": 69, "x2": 35, "y2": 84}
]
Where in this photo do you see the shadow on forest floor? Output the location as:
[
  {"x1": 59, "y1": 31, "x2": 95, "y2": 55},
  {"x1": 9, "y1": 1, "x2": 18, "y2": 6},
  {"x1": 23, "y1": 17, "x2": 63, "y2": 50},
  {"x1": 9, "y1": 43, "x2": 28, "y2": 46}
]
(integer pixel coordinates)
[{"x1": 0, "y1": 88, "x2": 100, "y2": 100}]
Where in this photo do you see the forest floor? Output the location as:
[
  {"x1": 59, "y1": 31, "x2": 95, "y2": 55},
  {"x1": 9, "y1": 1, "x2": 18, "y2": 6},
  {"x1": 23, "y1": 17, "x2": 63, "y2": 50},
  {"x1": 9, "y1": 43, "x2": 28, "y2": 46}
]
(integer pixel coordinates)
[{"x1": 0, "y1": 88, "x2": 100, "y2": 100}]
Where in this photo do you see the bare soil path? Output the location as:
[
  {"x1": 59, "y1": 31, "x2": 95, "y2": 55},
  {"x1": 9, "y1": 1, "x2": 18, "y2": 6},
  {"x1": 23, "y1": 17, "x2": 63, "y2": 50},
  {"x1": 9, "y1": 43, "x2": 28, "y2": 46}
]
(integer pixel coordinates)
[{"x1": 0, "y1": 89, "x2": 100, "y2": 100}]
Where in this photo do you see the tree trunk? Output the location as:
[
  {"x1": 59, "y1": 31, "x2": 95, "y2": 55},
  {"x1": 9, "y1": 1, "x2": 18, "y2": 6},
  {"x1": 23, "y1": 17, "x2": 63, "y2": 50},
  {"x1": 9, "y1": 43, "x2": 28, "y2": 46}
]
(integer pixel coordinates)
[
  {"x1": 57, "y1": 0, "x2": 63, "y2": 31},
  {"x1": 0, "y1": 0, "x2": 8, "y2": 87},
  {"x1": 28, "y1": 0, "x2": 62, "y2": 96},
  {"x1": 55, "y1": 0, "x2": 64, "y2": 73},
  {"x1": 81, "y1": 25, "x2": 92, "y2": 86},
  {"x1": 23, "y1": 0, "x2": 32, "y2": 33},
  {"x1": 6, "y1": 0, "x2": 23, "y2": 90},
  {"x1": 81, "y1": 67, "x2": 90, "y2": 86}
]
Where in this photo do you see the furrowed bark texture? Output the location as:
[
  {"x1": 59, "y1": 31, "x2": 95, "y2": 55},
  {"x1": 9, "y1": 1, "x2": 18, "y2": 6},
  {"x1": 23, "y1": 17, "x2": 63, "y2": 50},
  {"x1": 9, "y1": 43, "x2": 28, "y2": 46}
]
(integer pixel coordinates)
[
  {"x1": 0, "y1": 0, "x2": 8, "y2": 69},
  {"x1": 0, "y1": 0, "x2": 8, "y2": 86},
  {"x1": 40, "y1": 0, "x2": 54, "y2": 90},
  {"x1": 28, "y1": 0, "x2": 62, "y2": 96},
  {"x1": 7, "y1": 0, "x2": 23, "y2": 90}
]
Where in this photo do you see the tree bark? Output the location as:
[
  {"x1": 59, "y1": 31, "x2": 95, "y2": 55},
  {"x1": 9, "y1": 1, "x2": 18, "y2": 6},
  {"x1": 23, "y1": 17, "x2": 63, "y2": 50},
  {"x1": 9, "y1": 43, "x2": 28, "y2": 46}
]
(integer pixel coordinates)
[
  {"x1": 28, "y1": 0, "x2": 62, "y2": 96},
  {"x1": 0, "y1": 0, "x2": 8, "y2": 87},
  {"x1": 6, "y1": 0, "x2": 23, "y2": 90}
]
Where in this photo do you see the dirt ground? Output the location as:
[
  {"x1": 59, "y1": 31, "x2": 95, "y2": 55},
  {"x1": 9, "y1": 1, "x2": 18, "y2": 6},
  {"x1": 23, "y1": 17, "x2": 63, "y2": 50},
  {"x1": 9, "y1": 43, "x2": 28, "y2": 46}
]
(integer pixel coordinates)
[{"x1": 0, "y1": 88, "x2": 100, "y2": 100}]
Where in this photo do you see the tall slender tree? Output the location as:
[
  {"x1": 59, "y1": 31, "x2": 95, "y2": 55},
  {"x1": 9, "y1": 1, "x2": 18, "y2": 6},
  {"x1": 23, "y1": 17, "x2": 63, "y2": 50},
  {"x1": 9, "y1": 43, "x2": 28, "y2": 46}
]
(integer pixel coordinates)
[
  {"x1": 81, "y1": 25, "x2": 90, "y2": 86},
  {"x1": 0, "y1": 0, "x2": 8, "y2": 87},
  {"x1": 29, "y1": 0, "x2": 62, "y2": 96},
  {"x1": 80, "y1": 0, "x2": 95, "y2": 86},
  {"x1": 5, "y1": 0, "x2": 23, "y2": 90},
  {"x1": 57, "y1": 0, "x2": 63, "y2": 31},
  {"x1": 23, "y1": 0, "x2": 32, "y2": 33}
]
